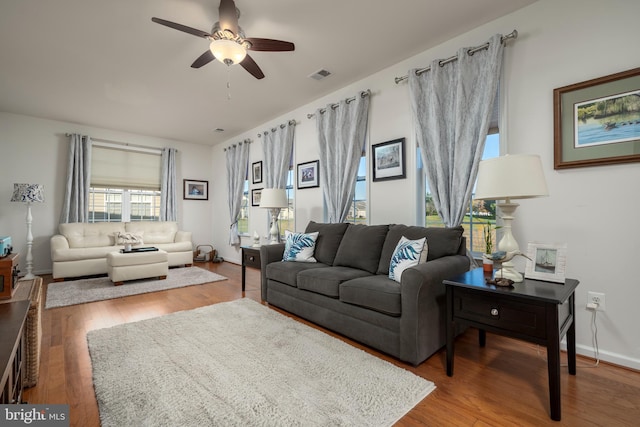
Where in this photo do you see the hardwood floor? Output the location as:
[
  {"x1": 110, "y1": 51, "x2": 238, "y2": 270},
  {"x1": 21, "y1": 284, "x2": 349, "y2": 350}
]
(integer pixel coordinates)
[{"x1": 24, "y1": 262, "x2": 639, "y2": 426}]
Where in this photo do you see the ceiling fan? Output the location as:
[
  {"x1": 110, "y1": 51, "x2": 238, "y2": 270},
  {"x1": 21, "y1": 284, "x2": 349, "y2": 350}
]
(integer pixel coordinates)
[{"x1": 151, "y1": 0, "x2": 294, "y2": 79}]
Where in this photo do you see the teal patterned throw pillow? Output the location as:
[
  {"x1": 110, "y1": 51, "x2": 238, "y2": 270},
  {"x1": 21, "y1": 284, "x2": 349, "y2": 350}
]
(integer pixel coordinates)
[
  {"x1": 282, "y1": 231, "x2": 319, "y2": 262},
  {"x1": 388, "y1": 236, "x2": 428, "y2": 282}
]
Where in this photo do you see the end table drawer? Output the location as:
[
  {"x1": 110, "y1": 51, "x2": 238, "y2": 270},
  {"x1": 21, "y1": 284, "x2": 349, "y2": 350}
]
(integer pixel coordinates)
[
  {"x1": 454, "y1": 290, "x2": 546, "y2": 339},
  {"x1": 243, "y1": 250, "x2": 261, "y2": 269}
]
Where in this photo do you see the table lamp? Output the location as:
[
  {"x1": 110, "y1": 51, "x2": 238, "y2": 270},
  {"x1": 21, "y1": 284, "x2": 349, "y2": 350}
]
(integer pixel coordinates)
[
  {"x1": 474, "y1": 154, "x2": 548, "y2": 281},
  {"x1": 259, "y1": 188, "x2": 288, "y2": 244},
  {"x1": 11, "y1": 183, "x2": 45, "y2": 279}
]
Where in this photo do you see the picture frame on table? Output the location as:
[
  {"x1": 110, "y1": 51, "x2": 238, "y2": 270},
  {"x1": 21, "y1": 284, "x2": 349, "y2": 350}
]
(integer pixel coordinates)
[
  {"x1": 524, "y1": 242, "x2": 568, "y2": 283},
  {"x1": 372, "y1": 138, "x2": 406, "y2": 181},
  {"x1": 553, "y1": 67, "x2": 640, "y2": 169},
  {"x1": 297, "y1": 160, "x2": 319, "y2": 189},
  {"x1": 252, "y1": 161, "x2": 263, "y2": 184},
  {"x1": 183, "y1": 179, "x2": 208, "y2": 200},
  {"x1": 251, "y1": 188, "x2": 263, "y2": 206}
]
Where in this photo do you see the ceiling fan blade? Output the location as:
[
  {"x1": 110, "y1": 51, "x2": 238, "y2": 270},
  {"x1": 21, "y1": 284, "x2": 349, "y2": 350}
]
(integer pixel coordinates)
[
  {"x1": 218, "y1": 0, "x2": 239, "y2": 34},
  {"x1": 191, "y1": 50, "x2": 215, "y2": 68},
  {"x1": 151, "y1": 17, "x2": 211, "y2": 38},
  {"x1": 240, "y1": 54, "x2": 265, "y2": 79},
  {"x1": 246, "y1": 38, "x2": 295, "y2": 52}
]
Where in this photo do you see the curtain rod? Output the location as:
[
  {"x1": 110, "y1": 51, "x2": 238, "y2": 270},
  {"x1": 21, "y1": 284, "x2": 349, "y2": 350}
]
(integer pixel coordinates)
[
  {"x1": 306, "y1": 90, "x2": 371, "y2": 119},
  {"x1": 394, "y1": 30, "x2": 518, "y2": 84},
  {"x1": 258, "y1": 119, "x2": 297, "y2": 138},
  {"x1": 65, "y1": 134, "x2": 163, "y2": 155},
  {"x1": 224, "y1": 138, "x2": 252, "y2": 151}
]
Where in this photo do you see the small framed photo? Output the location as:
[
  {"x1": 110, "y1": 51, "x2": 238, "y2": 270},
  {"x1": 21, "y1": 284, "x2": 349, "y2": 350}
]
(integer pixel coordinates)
[
  {"x1": 372, "y1": 138, "x2": 406, "y2": 182},
  {"x1": 525, "y1": 242, "x2": 568, "y2": 283},
  {"x1": 183, "y1": 179, "x2": 208, "y2": 200},
  {"x1": 297, "y1": 160, "x2": 319, "y2": 189},
  {"x1": 252, "y1": 161, "x2": 263, "y2": 184},
  {"x1": 251, "y1": 188, "x2": 263, "y2": 206}
]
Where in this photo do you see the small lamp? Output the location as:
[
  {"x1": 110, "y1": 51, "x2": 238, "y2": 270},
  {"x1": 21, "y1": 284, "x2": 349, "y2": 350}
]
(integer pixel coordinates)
[
  {"x1": 259, "y1": 188, "x2": 288, "y2": 244},
  {"x1": 474, "y1": 154, "x2": 548, "y2": 282},
  {"x1": 11, "y1": 183, "x2": 45, "y2": 279}
]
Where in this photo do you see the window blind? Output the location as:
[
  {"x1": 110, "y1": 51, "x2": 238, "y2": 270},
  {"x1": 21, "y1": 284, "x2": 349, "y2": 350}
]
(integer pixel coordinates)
[{"x1": 91, "y1": 145, "x2": 161, "y2": 190}]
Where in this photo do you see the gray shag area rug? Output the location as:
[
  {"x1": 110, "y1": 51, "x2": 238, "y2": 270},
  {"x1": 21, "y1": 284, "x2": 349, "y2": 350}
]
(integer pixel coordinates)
[
  {"x1": 46, "y1": 267, "x2": 227, "y2": 308},
  {"x1": 87, "y1": 298, "x2": 435, "y2": 427}
]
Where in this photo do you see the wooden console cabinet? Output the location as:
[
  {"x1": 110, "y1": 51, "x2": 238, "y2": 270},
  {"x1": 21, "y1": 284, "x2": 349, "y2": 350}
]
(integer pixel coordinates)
[
  {"x1": 0, "y1": 300, "x2": 30, "y2": 404},
  {"x1": 0, "y1": 253, "x2": 19, "y2": 299}
]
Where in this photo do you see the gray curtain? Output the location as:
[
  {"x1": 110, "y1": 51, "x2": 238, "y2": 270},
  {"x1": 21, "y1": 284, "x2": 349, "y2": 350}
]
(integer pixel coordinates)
[
  {"x1": 408, "y1": 34, "x2": 503, "y2": 228},
  {"x1": 60, "y1": 134, "x2": 92, "y2": 223},
  {"x1": 262, "y1": 122, "x2": 295, "y2": 189},
  {"x1": 160, "y1": 147, "x2": 177, "y2": 221},
  {"x1": 225, "y1": 140, "x2": 250, "y2": 245},
  {"x1": 316, "y1": 92, "x2": 370, "y2": 223}
]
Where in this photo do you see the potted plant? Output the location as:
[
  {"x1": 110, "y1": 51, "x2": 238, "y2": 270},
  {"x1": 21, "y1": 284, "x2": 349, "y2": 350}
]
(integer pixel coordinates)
[{"x1": 482, "y1": 222, "x2": 499, "y2": 273}]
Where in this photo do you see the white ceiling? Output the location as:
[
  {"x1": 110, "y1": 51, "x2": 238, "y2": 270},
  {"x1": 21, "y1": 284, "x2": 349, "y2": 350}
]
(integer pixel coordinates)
[{"x1": 0, "y1": 0, "x2": 537, "y2": 146}]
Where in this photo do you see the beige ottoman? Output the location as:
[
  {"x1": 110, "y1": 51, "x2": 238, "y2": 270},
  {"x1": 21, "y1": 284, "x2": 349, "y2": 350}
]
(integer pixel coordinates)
[{"x1": 107, "y1": 249, "x2": 168, "y2": 286}]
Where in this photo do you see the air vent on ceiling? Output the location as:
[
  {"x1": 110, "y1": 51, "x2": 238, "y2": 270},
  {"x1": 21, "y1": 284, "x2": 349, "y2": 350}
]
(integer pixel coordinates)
[{"x1": 308, "y1": 69, "x2": 332, "y2": 80}]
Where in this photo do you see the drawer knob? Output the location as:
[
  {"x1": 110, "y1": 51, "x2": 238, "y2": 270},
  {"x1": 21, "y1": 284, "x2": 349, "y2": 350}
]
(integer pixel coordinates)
[
  {"x1": 490, "y1": 308, "x2": 499, "y2": 316},
  {"x1": 249, "y1": 256, "x2": 255, "y2": 261}
]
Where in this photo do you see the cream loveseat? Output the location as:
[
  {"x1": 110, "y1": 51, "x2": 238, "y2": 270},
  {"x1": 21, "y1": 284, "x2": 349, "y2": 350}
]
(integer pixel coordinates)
[{"x1": 51, "y1": 221, "x2": 193, "y2": 280}]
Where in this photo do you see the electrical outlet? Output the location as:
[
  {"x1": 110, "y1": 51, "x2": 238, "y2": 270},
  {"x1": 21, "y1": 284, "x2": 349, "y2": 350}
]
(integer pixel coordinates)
[{"x1": 587, "y1": 291, "x2": 606, "y2": 312}]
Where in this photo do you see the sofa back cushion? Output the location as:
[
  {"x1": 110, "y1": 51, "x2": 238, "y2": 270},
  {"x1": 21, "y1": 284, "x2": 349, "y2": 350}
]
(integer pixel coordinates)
[
  {"x1": 59, "y1": 222, "x2": 125, "y2": 248},
  {"x1": 377, "y1": 225, "x2": 464, "y2": 274},
  {"x1": 125, "y1": 221, "x2": 177, "y2": 244},
  {"x1": 333, "y1": 224, "x2": 389, "y2": 274},
  {"x1": 304, "y1": 221, "x2": 349, "y2": 266}
]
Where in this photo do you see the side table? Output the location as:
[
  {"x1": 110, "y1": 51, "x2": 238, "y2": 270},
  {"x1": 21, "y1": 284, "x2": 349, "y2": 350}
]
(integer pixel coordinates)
[
  {"x1": 241, "y1": 246, "x2": 261, "y2": 292},
  {"x1": 444, "y1": 268, "x2": 579, "y2": 421}
]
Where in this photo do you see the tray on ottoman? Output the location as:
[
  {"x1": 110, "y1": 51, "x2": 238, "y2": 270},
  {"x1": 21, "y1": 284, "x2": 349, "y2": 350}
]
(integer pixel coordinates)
[{"x1": 107, "y1": 249, "x2": 168, "y2": 286}]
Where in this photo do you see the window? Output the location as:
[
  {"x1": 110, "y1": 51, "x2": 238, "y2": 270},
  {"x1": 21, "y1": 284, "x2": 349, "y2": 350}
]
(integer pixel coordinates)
[
  {"x1": 346, "y1": 155, "x2": 367, "y2": 224},
  {"x1": 280, "y1": 168, "x2": 295, "y2": 235},
  {"x1": 238, "y1": 178, "x2": 249, "y2": 235},
  {"x1": 88, "y1": 143, "x2": 162, "y2": 223},
  {"x1": 424, "y1": 133, "x2": 499, "y2": 253}
]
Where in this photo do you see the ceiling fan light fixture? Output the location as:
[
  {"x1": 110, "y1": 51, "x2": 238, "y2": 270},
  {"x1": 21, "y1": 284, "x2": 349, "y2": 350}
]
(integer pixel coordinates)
[{"x1": 210, "y1": 39, "x2": 246, "y2": 65}]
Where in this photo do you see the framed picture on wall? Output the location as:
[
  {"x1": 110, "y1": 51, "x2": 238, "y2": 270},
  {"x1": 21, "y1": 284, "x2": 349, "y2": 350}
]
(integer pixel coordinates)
[
  {"x1": 251, "y1": 188, "x2": 263, "y2": 206},
  {"x1": 252, "y1": 161, "x2": 263, "y2": 184},
  {"x1": 183, "y1": 179, "x2": 208, "y2": 200},
  {"x1": 297, "y1": 160, "x2": 319, "y2": 189},
  {"x1": 372, "y1": 138, "x2": 406, "y2": 181}
]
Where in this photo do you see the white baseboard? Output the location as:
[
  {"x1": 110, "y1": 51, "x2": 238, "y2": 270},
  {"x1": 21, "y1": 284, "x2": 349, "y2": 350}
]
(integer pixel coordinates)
[{"x1": 561, "y1": 340, "x2": 640, "y2": 371}]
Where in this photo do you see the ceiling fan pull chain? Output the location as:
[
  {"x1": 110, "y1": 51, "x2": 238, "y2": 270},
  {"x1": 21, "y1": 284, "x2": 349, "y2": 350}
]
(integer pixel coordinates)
[{"x1": 227, "y1": 66, "x2": 232, "y2": 100}]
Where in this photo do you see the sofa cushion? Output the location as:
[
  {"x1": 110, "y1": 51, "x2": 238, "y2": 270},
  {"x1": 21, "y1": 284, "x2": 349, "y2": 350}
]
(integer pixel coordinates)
[
  {"x1": 266, "y1": 262, "x2": 328, "y2": 288},
  {"x1": 282, "y1": 231, "x2": 319, "y2": 262},
  {"x1": 340, "y1": 275, "x2": 402, "y2": 316},
  {"x1": 304, "y1": 221, "x2": 349, "y2": 266},
  {"x1": 377, "y1": 225, "x2": 464, "y2": 274},
  {"x1": 333, "y1": 224, "x2": 389, "y2": 274},
  {"x1": 125, "y1": 221, "x2": 177, "y2": 244},
  {"x1": 59, "y1": 222, "x2": 125, "y2": 248},
  {"x1": 297, "y1": 267, "x2": 372, "y2": 298},
  {"x1": 389, "y1": 236, "x2": 427, "y2": 282}
]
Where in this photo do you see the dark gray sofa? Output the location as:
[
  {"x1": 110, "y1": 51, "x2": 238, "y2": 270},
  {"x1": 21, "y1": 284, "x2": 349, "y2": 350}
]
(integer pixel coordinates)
[{"x1": 260, "y1": 221, "x2": 470, "y2": 365}]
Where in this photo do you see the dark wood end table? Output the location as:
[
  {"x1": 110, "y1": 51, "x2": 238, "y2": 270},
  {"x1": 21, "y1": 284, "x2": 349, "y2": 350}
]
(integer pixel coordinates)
[
  {"x1": 444, "y1": 268, "x2": 579, "y2": 421},
  {"x1": 241, "y1": 246, "x2": 261, "y2": 292}
]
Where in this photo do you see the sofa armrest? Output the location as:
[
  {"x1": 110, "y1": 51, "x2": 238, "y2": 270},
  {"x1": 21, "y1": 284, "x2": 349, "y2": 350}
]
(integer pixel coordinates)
[
  {"x1": 259, "y1": 243, "x2": 285, "y2": 301},
  {"x1": 174, "y1": 230, "x2": 192, "y2": 243},
  {"x1": 50, "y1": 234, "x2": 70, "y2": 261},
  {"x1": 398, "y1": 254, "x2": 470, "y2": 364}
]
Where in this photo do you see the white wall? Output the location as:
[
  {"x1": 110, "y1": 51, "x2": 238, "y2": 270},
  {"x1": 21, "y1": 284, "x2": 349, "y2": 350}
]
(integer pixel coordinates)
[
  {"x1": 0, "y1": 112, "x2": 214, "y2": 274},
  {"x1": 211, "y1": 0, "x2": 640, "y2": 370}
]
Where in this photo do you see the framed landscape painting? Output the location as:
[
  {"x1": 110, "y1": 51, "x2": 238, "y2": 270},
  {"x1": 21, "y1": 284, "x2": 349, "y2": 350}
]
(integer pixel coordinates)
[
  {"x1": 524, "y1": 242, "x2": 567, "y2": 283},
  {"x1": 372, "y1": 138, "x2": 406, "y2": 181},
  {"x1": 183, "y1": 179, "x2": 208, "y2": 200},
  {"x1": 554, "y1": 67, "x2": 640, "y2": 169}
]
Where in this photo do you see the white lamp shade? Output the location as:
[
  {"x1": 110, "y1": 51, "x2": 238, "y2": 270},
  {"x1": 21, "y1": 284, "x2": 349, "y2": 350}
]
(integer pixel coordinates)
[
  {"x1": 474, "y1": 154, "x2": 548, "y2": 200},
  {"x1": 210, "y1": 39, "x2": 247, "y2": 65},
  {"x1": 11, "y1": 183, "x2": 44, "y2": 203},
  {"x1": 259, "y1": 188, "x2": 288, "y2": 209}
]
